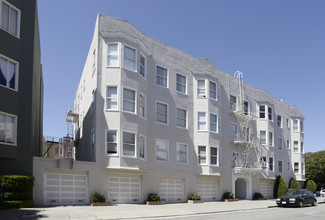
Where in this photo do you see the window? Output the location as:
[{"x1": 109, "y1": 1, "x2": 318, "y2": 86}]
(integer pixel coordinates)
[
  {"x1": 198, "y1": 112, "x2": 206, "y2": 131},
  {"x1": 287, "y1": 140, "x2": 290, "y2": 149},
  {"x1": 277, "y1": 115, "x2": 282, "y2": 128},
  {"x1": 294, "y1": 162, "x2": 299, "y2": 173},
  {"x1": 139, "y1": 54, "x2": 146, "y2": 77},
  {"x1": 301, "y1": 142, "x2": 304, "y2": 153},
  {"x1": 123, "y1": 46, "x2": 136, "y2": 71},
  {"x1": 268, "y1": 106, "x2": 273, "y2": 121},
  {"x1": 300, "y1": 121, "x2": 304, "y2": 132},
  {"x1": 123, "y1": 132, "x2": 135, "y2": 157},
  {"x1": 156, "y1": 102, "x2": 168, "y2": 124},
  {"x1": 260, "y1": 157, "x2": 267, "y2": 170},
  {"x1": 106, "y1": 130, "x2": 117, "y2": 155},
  {"x1": 293, "y1": 119, "x2": 299, "y2": 132},
  {"x1": 294, "y1": 141, "x2": 299, "y2": 153},
  {"x1": 156, "y1": 139, "x2": 168, "y2": 162},
  {"x1": 1, "y1": 1, "x2": 20, "y2": 37},
  {"x1": 210, "y1": 147, "x2": 218, "y2": 165},
  {"x1": 286, "y1": 119, "x2": 290, "y2": 129},
  {"x1": 197, "y1": 79, "x2": 206, "y2": 97},
  {"x1": 138, "y1": 135, "x2": 145, "y2": 159},
  {"x1": 176, "y1": 73, "x2": 186, "y2": 94},
  {"x1": 269, "y1": 157, "x2": 274, "y2": 171},
  {"x1": 91, "y1": 130, "x2": 95, "y2": 159},
  {"x1": 278, "y1": 160, "x2": 283, "y2": 173},
  {"x1": 176, "y1": 108, "x2": 186, "y2": 128},
  {"x1": 177, "y1": 143, "x2": 187, "y2": 163},
  {"x1": 278, "y1": 138, "x2": 283, "y2": 150},
  {"x1": 209, "y1": 81, "x2": 217, "y2": 100},
  {"x1": 107, "y1": 43, "x2": 119, "y2": 67},
  {"x1": 231, "y1": 123, "x2": 238, "y2": 140},
  {"x1": 138, "y1": 94, "x2": 145, "y2": 118},
  {"x1": 210, "y1": 114, "x2": 218, "y2": 133},
  {"x1": 156, "y1": 66, "x2": 167, "y2": 87},
  {"x1": 123, "y1": 88, "x2": 136, "y2": 113},
  {"x1": 0, "y1": 112, "x2": 16, "y2": 145},
  {"x1": 269, "y1": 132, "x2": 273, "y2": 146},
  {"x1": 260, "y1": 130, "x2": 266, "y2": 145},
  {"x1": 243, "y1": 127, "x2": 250, "y2": 142},
  {"x1": 230, "y1": 95, "x2": 237, "y2": 111},
  {"x1": 0, "y1": 55, "x2": 18, "y2": 90},
  {"x1": 259, "y1": 105, "x2": 266, "y2": 118},
  {"x1": 198, "y1": 146, "x2": 206, "y2": 164},
  {"x1": 301, "y1": 163, "x2": 304, "y2": 175},
  {"x1": 243, "y1": 101, "x2": 249, "y2": 115}
]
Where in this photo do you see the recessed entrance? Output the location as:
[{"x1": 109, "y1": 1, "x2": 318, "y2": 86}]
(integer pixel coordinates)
[{"x1": 235, "y1": 178, "x2": 247, "y2": 199}]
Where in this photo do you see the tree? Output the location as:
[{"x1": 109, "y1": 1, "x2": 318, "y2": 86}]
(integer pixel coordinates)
[
  {"x1": 305, "y1": 151, "x2": 325, "y2": 186},
  {"x1": 274, "y1": 175, "x2": 288, "y2": 198},
  {"x1": 306, "y1": 180, "x2": 317, "y2": 193},
  {"x1": 289, "y1": 178, "x2": 301, "y2": 190}
]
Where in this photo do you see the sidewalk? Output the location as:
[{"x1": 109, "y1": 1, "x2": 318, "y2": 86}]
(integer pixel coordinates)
[{"x1": 0, "y1": 198, "x2": 324, "y2": 220}]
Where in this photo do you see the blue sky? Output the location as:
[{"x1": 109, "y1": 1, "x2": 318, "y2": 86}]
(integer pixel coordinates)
[{"x1": 38, "y1": 0, "x2": 325, "y2": 152}]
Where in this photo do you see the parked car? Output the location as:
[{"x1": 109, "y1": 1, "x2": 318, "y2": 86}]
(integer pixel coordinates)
[
  {"x1": 316, "y1": 189, "x2": 325, "y2": 197},
  {"x1": 276, "y1": 190, "x2": 317, "y2": 208}
]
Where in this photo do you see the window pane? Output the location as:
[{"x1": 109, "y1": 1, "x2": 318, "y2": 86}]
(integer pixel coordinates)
[
  {"x1": 197, "y1": 80, "x2": 205, "y2": 96},
  {"x1": 0, "y1": 114, "x2": 5, "y2": 142},
  {"x1": 1, "y1": 3, "x2": 9, "y2": 31},
  {"x1": 5, "y1": 116, "x2": 14, "y2": 143},
  {"x1": 108, "y1": 44, "x2": 118, "y2": 54},
  {"x1": 107, "y1": 131, "x2": 117, "y2": 142},
  {"x1": 198, "y1": 112, "x2": 206, "y2": 130},
  {"x1": 124, "y1": 47, "x2": 135, "y2": 60},
  {"x1": 107, "y1": 143, "x2": 117, "y2": 154},
  {"x1": 10, "y1": 8, "x2": 17, "y2": 35},
  {"x1": 209, "y1": 81, "x2": 216, "y2": 99},
  {"x1": 107, "y1": 56, "x2": 118, "y2": 67}
]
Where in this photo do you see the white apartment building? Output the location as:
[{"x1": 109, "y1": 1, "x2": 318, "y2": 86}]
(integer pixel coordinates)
[{"x1": 33, "y1": 14, "x2": 305, "y2": 206}]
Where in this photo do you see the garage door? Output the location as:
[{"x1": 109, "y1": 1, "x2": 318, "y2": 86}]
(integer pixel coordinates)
[
  {"x1": 159, "y1": 179, "x2": 184, "y2": 203},
  {"x1": 44, "y1": 173, "x2": 88, "y2": 206},
  {"x1": 197, "y1": 180, "x2": 218, "y2": 201},
  {"x1": 259, "y1": 180, "x2": 272, "y2": 199},
  {"x1": 108, "y1": 177, "x2": 141, "y2": 204}
]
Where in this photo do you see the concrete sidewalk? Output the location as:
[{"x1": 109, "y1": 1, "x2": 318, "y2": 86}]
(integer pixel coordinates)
[{"x1": 0, "y1": 198, "x2": 324, "y2": 220}]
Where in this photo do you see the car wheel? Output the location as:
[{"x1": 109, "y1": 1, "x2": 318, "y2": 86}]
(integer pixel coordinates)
[
  {"x1": 298, "y1": 201, "x2": 303, "y2": 208},
  {"x1": 312, "y1": 200, "x2": 317, "y2": 206}
]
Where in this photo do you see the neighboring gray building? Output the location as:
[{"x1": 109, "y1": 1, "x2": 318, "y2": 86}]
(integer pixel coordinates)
[
  {"x1": 0, "y1": 0, "x2": 43, "y2": 176},
  {"x1": 33, "y1": 14, "x2": 305, "y2": 206}
]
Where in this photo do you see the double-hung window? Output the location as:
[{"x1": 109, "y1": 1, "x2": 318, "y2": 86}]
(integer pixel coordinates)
[
  {"x1": 176, "y1": 108, "x2": 186, "y2": 128},
  {"x1": 268, "y1": 132, "x2": 273, "y2": 146},
  {"x1": 294, "y1": 141, "x2": 299, "y2": 153},
  {"x1": 156, "y1": 102, "x2": 168, "y2": 124},
  {"x1": 106, "y1": 86, "x2": 118, "y2": 110},
  {"x1": 278, "y1": 160, "x2": 283, "y2": 173},
  {"x1": 269, "y1": 157, "x2": 274, "y2": 171},
  {"x1": 210, "y1": 147, "x2": 218, "y2": 165},
  {"x1": 210, "y1": 114, "x2": 218, "y2": 133},
  {"x1": 198, "y1": 146, "x2": 206, "y2": 164},
  {"x1": 123, "y1": 88, "x2": 136, "y2": 113},
  {"x1": 294, "y1": 162, "x2": 299, "y2": 173},
  {"x1": 156, "y1": 139, "x2": 168, "y2": 162},
  {"x1": 278, "y1": 138, "x2": 283, "y2": 150},
  {"x1": 243, "y1": 101, "x2": 249, "y2": 115},
  {"x1": 123, "y1": 132, "x2": 135, "y2": 157},
  {"x1": 107, "y1": 43, "x2": 119, "y2": 67},
  {"x1": 197, "y1": 79, "x2": 206, "y2": 97},
  {"x1": 231, "y1": 123, "x2": 238, "y2": 140},
  {"x1": 300, "y1": 142, "x2": 304, "y2": 153},
  {"x1": 0, "y1": 55, "x2": 18, "y2": 90},
  {"x1": 198, "y1": 112, "x2": 206, "y2": 131},
  {"x1": 106, "y1": 130, "x2": 117, "y2": 155},
  {"x1": 139, "y1": 54, "x2": 146, "y2": 77},
  {"x1": 230, "y1": 95, "x2": 237, "y2": 111},
  {"x1": 0, "y1": 112, "x2": 16, "y2": 145},
  {"x1": 176, "y1": 73, "x2": 186, "y2": 94},
  {"x1": 260, "y1": 130, "x2": 266, "y2": 145},
  {"x1": 268, "y1": 106, "x2": 273, "y2": 121},
  {"x1": 1, "y1": 1, "x2": 20, "y2": 37},
  {"x1": 293, "y1": 119, "x2": 299, "y2": 132},
  {"x1": 176, "y1": 143, "x2": 187, "y2": 164},
  {"x1": 138, "y1": 135, "x2": 146, "y2": 159},
  {"x1": 138, "y1": 94, "x2": 146, "y2": 118},
  {"x1": 277, "y1": 115, "x2": 282, "y2": 128},
  {"x1": 156, "y1": 66, "x2": 167, "y2": 87},
  {"x1": 209, "y1": 81, "x2": 217, "y2": 100},
  {"x1": 259, "y1": 105, "x2": 266, "y2": 118},
  {"x1": 123, "y1": 46, "x2": 136, "y2": 71}
]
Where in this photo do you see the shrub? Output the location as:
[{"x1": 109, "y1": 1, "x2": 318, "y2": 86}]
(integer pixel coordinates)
[
  {"x1": 222, "y1": 192, "x2": 234, "y2": 200},
  {"x1": 306, "y1": 180, "x2": 317, "y2": 193},
  {"x1": 90, "y1": 192, "x2": 106, "y2": 203},
  {"x1": 4, "y1": 192, "x2": 31, "y2": 201},
  {"x1": 253, "y1": 192, "x2": 264, "y2": 199},
  {"x1": 0, "y1": 175, "x2": 34, "y2": 192},
  {"x1": 0, "y1": 200, "x2": 33, "y2": 209},
  {"x1": 274, "y1": 175, "x2": 288, "y2": 198},
  {"x1": 147, "y1": 193, "x2": 160, "y2": 202},
  {"x1": 188, "y1": 193, "x2": 201, "y2": 200},
  {"x1": 289, "y1": 178, "x2": 301, "y2": 190}
]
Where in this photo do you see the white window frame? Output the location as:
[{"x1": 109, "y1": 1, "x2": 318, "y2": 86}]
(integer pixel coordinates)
[
  {"x1": 243, "y1": 101, "x2": 249, "y2": 115},
  {"x1": 123, "y1": 87, "x2": 136, "y2": 114},
  {"x1": 269, "y1": 157, "x2": 274, "y2": 172},
  {"x1": 138, "y1": 93, "x2": 146, "y2": 119},
  {"x1": 176, "y1": 143, "x2": 188, "y2": 164},
  {"x1": 176, "y1": 108, "x2": 187, "y2": 129},
  {"x1": 176, "y1": 73, "x2": 187, "y2": 94},
  {"x1": 122, "y1": 131, "x2": 136, "y2": 157},
  {"x1": 0, "y1": 54, "x2": 19, "y2": 91},
  {"x1": 230, "y1": 95, "x2": 237, "y2": 111},
  {"x1": 277, "y1": 115, "x2": 282, "y2": 128},
  {"x1": 278, "y1": 160, "x2": 283, "y2": 173},
  {"x1": 210, "y1": 114, "x2": 218, "y2": 133},
  {"x1": 197, "y1": 112, "x2": 207, "y2": 131},
  {"x1": 0, "y1": 1, "x2": 21, "y2": 38},
  {"x1": 123, "y1": 45, "x2": 137, "y2": 72},
  {"x1": 268, "y1": 106, "x2": 273, "y2": 121},
  {"x1": 230, "y1": 123, "x2": 238, "y2": 141},
  {"x1": 198, "y1": 146, "x2": 207, "y2": 165},
  {"x1": 197, "y1": 79, "x2": 206, "y2": 98},
  {"x1": 259, "y1": 105, "x2": 266, "y2": 119},
  {"x1": 139, "y1": 53, "x2": 146, "y2": 78},
  {"x1": 91, "y1": 129, "x2": 95, "y2": 159},
  {"x1": 0, "y1": 111, "x2": 17, "y2": 145},
  {"x1": 156, "y1": 65, "x2": 168, "y2": 88},
  {"x1": 155, "y1": 101, "x2": 168, "y2": 125},
  {"x1": 294, "y1": 162, "x2": 299, "y2": 173},
  {"x1": 287, "y1": 140, "x2": 290, "y2": 149},
  {"x1": 105, "y1": 129, "x2": 118, "y2": 156},
  {"x1": 293, "y1": 119, "x2": 299, "y2": 132},
  {"x1": 268, "y1": 131, "x2": 273, "y2": 146},
  {"x1": 209, "y1": 80, "x2": 217, "y2": 100},
  {"x1": 210, "y1": 146, "x2": 218, "y2": 166},
  {"x1": 107, "y1": 42, "x2": 120, "y2": 67},
  {"x1": 156, "y1": 139, "x2": 169, "y2": 162},
  {"x1": 293, "y1": 141, "x2": 299, "y2": 153},
  {"x1": 278, "y1": 138, "x2": 283, "y2": 151},
  {"x1": 138, "y1": 135, "x2": 146, "y2": 160},
  {"x1": 260, "y1": 130, "x2": 266, "y2": 145},
  {"x1": 300, "y1": 142, "x2": 304, "y2": 154}
]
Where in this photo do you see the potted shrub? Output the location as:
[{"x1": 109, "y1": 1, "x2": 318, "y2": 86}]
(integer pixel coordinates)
[
  {"x1": 146, "y1": 193, "x2": 165, "y2": 205},
  {"x1": 253, "y1": 192, "x2": 266, "y2": 200},
  {"x1": 221, "y1": 192, "x2": 238, "y2": 202},
  {"x1": 187, "y1": 193, "x2": 203, "y2": 204},
  {"x1": 90, "y1": 192, "x2": 111, "y2": 206}
]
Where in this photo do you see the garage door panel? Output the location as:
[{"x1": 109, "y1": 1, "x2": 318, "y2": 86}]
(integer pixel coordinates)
[
  {"x1": 108, "y1": 177, "x2": 141, "y2": 204},
  {"x1": 159, "y1": 179, "x2": 184, "y2": 203},
  {"x1": 197, "y1": 180, "x2": 218, "y2": 201}
]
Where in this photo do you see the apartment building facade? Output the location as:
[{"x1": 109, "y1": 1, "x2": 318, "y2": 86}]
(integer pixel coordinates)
[{"x1": 0, "y1": 0, "x2": 43, "y2": 176}]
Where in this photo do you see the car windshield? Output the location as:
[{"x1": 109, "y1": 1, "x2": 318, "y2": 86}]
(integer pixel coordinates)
[{"x1": 284, "y1": 190, "x2": 302, "y2": 196}]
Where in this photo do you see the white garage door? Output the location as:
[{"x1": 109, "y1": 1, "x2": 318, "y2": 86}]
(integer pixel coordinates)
[
  {"x1": 197, "y1": 180, "x2": 218, "y2": 201},
  {"x1": 44, "y1": 173, "x2": 88, "y2": 206},
  {"x1": 108, "y1": 177, "x2": 141, "y2": 204},
  {"x1": 259, "y1": 180, "x2": 272, "y2": 199},
  {"x1": 159, "y1": 179, "x2": 184, "y2": 203}
]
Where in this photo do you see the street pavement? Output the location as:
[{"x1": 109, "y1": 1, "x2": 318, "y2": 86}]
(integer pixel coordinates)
[{"x1": 0, "y1": 197, "x2": 324, "y2": 220}]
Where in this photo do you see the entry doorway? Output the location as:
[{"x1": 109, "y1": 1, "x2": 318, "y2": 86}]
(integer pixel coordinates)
[{"x1": 235, "y1": 178, "x2": 247, "y2": 199}]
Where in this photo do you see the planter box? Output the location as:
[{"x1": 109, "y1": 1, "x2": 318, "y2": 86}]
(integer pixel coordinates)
[
  {"x1": 222, "y1": 198, "x2": 239, "y2": 202},
  {"x1": 90, "y1": 201, "x2": 111, "y2": 206},
  {"x1": 146, "y1": 201, "x2": 165, "y2": 205},
  {"x1": 188, "y1": 200, "x2": 203, "y2": 204}
]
